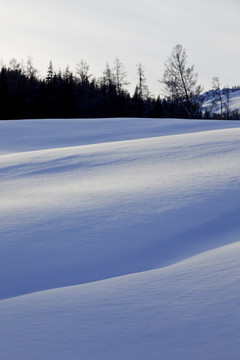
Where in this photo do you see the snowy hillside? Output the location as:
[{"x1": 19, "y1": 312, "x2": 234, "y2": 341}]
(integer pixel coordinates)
[
  {"x1": 202, "y1": 88, "x2": 240, "y2": 116},
  {"x1": 0, "y1": 118, "x2": 240, "y2": 360}
]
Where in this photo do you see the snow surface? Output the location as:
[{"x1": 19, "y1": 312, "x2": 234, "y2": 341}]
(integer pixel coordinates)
[{"x1": 0, "y1": 118, "x2": 240, "y2": 359}]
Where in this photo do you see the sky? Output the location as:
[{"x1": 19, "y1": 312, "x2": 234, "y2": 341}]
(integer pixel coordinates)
[{"x1": 1, "y1": 0, "x2": 240, "y2": 96}]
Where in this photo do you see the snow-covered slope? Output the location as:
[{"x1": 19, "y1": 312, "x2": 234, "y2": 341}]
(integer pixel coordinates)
[
  {"x1": 202, "y1": 88, "x2": 240, "y2": 115},
  {"x1": 0, "y1": 118, "x2": 240, "y2": 359},
  {"x1": 1, "y1": 117, "x2": 240, "y2": 154}
]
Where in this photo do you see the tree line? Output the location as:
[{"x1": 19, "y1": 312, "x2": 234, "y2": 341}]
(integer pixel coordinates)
[
  {"x1": 0, "y1": 45, "x2": 239, "y2": 120},
  {"x1": 0, "y1": 58, "x2": 163, "y2": 120}
]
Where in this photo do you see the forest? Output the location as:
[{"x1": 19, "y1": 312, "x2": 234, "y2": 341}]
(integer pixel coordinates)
[
  {"x1": 0, "y1": 57, "x2": 162, "y2": 120},
  {"x1": 0, "y1": 45, "x2": 239, "y2": 120}
]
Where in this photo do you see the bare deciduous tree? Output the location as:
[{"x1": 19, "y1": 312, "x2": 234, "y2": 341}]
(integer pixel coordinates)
[
  {"x1": 76, "y1": 59, "x2": 92, "y2": 85},
  {"x1": 112, "y1": 58, "x2": 129, "y2": 95},
  {"x1": 224, "y1": 87, "x2": 231, "y2": 119},
  {"x1": 211, "y1": 76, "x2": 223, "y2": 117},
  {"x1": 135, "y1": 62, "x2": 149, "y2": 100},
  {"x1": 25, "y1": 57, "x2": 38, "y2": 79},
  {"x1": 161, "y1": 44, "x2": 203, "y2": 118}
]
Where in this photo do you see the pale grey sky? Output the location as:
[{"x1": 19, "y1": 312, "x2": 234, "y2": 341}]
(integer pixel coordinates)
[{"x1": 1, "y1": 0, "x2": 240, "y2": 95}]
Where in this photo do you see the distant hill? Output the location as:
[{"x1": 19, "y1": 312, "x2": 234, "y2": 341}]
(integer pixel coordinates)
[{"x1": 202, "y1": 87, "x2": 240, "y2": 118}]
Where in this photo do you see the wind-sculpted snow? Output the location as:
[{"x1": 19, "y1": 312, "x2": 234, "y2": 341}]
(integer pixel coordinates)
[
  {"x1": 1, "y1": 117, "x2": 240, "y2": 154},
  {"x1": 0, "y1": 118, "x2": 240, "y2": 359},
  {"x1": 0, "y1": 241, "x2": 239, "y2": 360}
]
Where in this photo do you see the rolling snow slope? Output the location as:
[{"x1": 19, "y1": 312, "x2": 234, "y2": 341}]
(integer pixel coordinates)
[{"x1": 0, "y1": 118, "x2": 240, "y2": 360}]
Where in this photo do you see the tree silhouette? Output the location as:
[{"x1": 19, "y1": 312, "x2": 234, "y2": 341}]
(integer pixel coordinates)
[{"x1": 161, "y1": 44, "x2": 203, "y2": 118}]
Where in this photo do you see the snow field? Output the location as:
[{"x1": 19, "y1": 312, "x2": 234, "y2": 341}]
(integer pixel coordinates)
[{"x1": 0, "y1": 118, "x2": 240, "y2": 359}]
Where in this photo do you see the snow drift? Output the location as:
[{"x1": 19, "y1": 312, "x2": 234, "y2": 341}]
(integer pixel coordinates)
[{"x1": 0, "y1": 118, "x2": 240, "y2": 360}]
